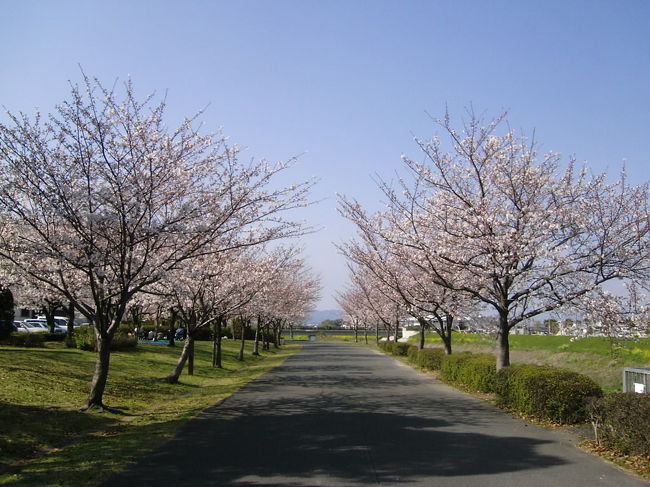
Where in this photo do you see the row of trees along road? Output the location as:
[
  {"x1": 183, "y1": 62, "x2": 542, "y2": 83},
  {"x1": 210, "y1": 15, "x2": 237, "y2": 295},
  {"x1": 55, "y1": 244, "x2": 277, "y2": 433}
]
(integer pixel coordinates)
[
  {"x1": 339, "y1": 111, "x2": 650, "y2": 370},
  {"x1": 0, "y1": 74, "x2": 320, "y2": 409}
]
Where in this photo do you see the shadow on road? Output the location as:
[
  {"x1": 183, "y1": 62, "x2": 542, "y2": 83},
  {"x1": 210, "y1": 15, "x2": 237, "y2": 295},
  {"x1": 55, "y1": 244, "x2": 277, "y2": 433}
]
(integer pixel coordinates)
[{"x1": 101, "y1": 344, "x2": 568, "y2": 486}]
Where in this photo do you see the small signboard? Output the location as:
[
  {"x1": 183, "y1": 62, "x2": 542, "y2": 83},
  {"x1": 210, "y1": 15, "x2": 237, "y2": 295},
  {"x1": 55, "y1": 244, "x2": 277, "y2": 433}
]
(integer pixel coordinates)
[{"x1": 623, "y1": 367, "x2": 650, "y2": 394}]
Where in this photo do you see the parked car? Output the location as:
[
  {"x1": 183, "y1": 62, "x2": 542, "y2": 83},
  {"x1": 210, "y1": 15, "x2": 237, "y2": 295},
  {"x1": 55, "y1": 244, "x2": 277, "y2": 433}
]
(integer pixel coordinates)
[
  {"x1": 37, "y1": 316, "x2": 69, "y2": 328},
  {"x1": 15, "y1": 322, "x2": 42, "y2": 333},
  {"x1": 24, "y1": 319, "x2": 65, "y2": 333}
]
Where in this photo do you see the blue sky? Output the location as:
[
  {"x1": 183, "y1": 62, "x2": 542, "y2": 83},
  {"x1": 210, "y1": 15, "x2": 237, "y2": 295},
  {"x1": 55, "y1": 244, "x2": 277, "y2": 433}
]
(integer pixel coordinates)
[{"x1": 2, "y1": 1, "x2": 649, "y2": 309}]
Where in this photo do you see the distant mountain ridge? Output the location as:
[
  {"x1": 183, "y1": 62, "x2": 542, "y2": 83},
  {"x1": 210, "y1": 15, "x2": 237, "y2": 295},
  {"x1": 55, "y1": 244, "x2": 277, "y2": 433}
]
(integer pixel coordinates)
[{"x1": 306, "y1": 309, "x2": 343, "y2": 325}]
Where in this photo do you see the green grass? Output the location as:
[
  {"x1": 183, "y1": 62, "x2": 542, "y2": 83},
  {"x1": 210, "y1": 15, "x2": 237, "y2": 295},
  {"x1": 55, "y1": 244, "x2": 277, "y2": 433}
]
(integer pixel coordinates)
[
  {"x1": 0, "y1": 340, "x2": 299, "y2": 486},
  {"x1": 413, "y1": 333, "x2": 650, "y2": 393}
]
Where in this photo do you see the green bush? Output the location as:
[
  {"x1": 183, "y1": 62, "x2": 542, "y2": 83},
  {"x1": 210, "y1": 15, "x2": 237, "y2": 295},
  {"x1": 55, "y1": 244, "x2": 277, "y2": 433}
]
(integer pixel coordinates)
[
  {"x1": 1, "y1": 333, "x2": 45, "y2": 348},
  {"x1": 496, "y1": 364, "x2": 603, "y2": 424},
  {"x1": 391, "y1": 342, "x2": 414, "y2": 357},
  {"x1": 74, "y1": 327, "x2": 137, "y2": 351},
  {"x1": 417, "y1": 348, "x2": 446, "y2": 370},
  {"x1": 42, "y1": 332, "x2": 66, "y2": 342},
  {"x1": 0, "y1": 320, "x2": 13, "y2": 340},
  {"x1": 440, "y1": 353, "x2": 496, "y2": 392},
  {"x1": 587, "y1": 393, "x2": 650, "y2": 456},
  {"x1": 193, "y1": 326, "x2": 214, "y2": 341},
  {"x1": 407, "y1": 345, "x2": 420, "y2": 363},
  {"x1": 377, "y1": 341, "x2": 391, "y2": 352}
]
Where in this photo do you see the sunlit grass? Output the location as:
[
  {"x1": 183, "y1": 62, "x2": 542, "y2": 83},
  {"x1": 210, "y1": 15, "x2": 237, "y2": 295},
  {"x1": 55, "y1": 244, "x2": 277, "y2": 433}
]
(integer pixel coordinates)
[{"x1": 0, "y1": 340, "x2": 299, "y2": 486}]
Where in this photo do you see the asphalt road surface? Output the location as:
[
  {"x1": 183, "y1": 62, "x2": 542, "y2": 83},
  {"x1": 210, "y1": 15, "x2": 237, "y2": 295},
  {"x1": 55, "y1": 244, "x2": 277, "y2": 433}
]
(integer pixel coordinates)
[{"x1": 101, "y1": 342, "x2": 648, "y2": 487}]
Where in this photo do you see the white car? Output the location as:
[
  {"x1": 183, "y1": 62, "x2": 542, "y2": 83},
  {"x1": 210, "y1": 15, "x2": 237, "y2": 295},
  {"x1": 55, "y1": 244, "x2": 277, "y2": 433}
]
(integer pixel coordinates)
[
  {"x1": 15, "y1": 322, "x2": 42, "y2": 333},
  {"x1": 24, "y1": 319, "x2": 66, "y2": 333}
]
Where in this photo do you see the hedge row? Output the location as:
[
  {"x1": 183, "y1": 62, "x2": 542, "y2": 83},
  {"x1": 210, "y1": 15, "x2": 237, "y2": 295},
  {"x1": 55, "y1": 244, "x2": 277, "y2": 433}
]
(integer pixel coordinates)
[
  {"x1": 441, "y1": 353, "x2": 497, "y2": 393},
  {"x1": 378, "y1": 343, "x2": 603, "y2": 424},
  {"x1": 587, "y1": 393, "x2": 650, "y2": 457},
  {"x1": 377, "y1": 341, "x2": 413, "y2": 356},
  {"x1": 496, "y1": 364, "x2": 603, "y2": 424},
  {"x1": 0, "y1": 332, "x2": 67, "y2": 347},
  {"x1": 74, "y1": 327, "x2": 137, "y2": 351}
]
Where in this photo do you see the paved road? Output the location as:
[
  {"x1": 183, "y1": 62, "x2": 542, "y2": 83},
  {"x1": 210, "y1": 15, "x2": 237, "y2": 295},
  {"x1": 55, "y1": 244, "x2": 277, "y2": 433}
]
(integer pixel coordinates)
[{"x1": 101, "y1": 343, "x2": 648, "y2": 486}]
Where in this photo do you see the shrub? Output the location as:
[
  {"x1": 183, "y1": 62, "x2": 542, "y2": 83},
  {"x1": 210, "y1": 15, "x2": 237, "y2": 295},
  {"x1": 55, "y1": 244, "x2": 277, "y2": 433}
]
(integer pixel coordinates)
[
  {"x1": 391, "y1": 342, "x2": 414, "y2": 357},
  {"x1": 440, "y1": 353, "x2": 496, "y2": 392},
  {"x1": 0, "y1": 320, "x2": 13, "y2": 340},
  {"x1": 407, "y1": 345, "x2": 420, "y2": 364},
  {"x1": 496, "y1": 364, "x2": 603, "y2": 424},
  {"x1": 74, "y1": 327, "x2": 137, "y2": 351},
  {"x1": 417, "y1": 348, "x2": 446, "y2": 370},
  {"x1": 587, "y1": 393, "x2": 650, "y2": 457},
  {"x1": 2, "y1": 333, "x2": 45, "y2": 348},
  {"x1": 377, "y1": 341, "x2": 391, "y2": 352},
  {"x1": 42, "y1": 332, "x2": 66, "y2": 342},
  {"x1": 112, "y1": 331, "x2": 138, "y2": 350}
]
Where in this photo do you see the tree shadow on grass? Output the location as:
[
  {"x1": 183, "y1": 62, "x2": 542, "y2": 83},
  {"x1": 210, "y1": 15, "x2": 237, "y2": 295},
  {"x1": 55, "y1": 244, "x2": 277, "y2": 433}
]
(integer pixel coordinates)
[
  {"x1": 0, "y1": 402, "x2": 116, "y2": 471},
  {"x1": 0, "y1": 413, "x2": 189, "y2": 487}
]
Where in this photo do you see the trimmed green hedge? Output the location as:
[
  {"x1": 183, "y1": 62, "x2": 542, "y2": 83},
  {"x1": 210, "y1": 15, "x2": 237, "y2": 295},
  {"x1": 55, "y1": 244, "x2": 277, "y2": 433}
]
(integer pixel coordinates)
[
  {"x1": 74, "y1": 327, "x2": 137, "y2": 351},
  {"x1": 440, "y1": 353, "x2": 496, "y2": 392},
  {"x1": 496, "y1": 364, "x2": 603, "y2": 424},
  {"x1": 587, "y1": 393, "x2": 650, "y2": 456},
  {"x1": 416, "y1": 348, "x2": 446, "y2": 370},
  {"x1": 392, "y1": 342, "x2": 414, "y2": 357},
  {"x1": 377, "y1": 341, "x2": 413, "y2": 357},
  {"x1": 1, "y1": 333, "x2": 46, "y2": 348},
  {"x1": 407, "y1": 345, "x2": 420, "y2": 363},
  {"x1": 377, "y1": 341, "x2": 391, "y2": 352}
]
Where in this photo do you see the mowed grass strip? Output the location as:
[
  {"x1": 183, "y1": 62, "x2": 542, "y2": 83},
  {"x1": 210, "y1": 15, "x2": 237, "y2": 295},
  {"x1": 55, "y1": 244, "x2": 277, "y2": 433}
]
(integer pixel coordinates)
[{"x1": 0, "y1": 340, "x2": 299, "y2": 486}]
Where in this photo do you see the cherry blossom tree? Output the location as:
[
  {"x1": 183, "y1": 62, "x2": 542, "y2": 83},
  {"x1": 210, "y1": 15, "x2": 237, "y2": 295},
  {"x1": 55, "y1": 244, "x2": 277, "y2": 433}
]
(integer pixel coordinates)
[
  {"x1": 245, "y1": 249, "x2": 320, "y2": 354},
  {"x1": 574, "y1": 283, "x2": 650, "y2": 339},
  {"x1": 398, "y1": 111, "x2": 650, "y2": 369},
  {"x1": 344, "y1": 264, "x2": 408, "y2": 342},
  {"x1": 338, "y1": 205, "x2": 475, "y2": 353},
  {"x1": 0, "y1": 74, "x2": 313, "y2": 408},
  {"x1": 339, "y1": 110, "x2": 649, "y2": 370},
  {"x1": 337, "y1": 286, "x2": 375, "y2": 344},
  {"x1": 157, "y1": 248, "x2": 261, "y2": 382}
]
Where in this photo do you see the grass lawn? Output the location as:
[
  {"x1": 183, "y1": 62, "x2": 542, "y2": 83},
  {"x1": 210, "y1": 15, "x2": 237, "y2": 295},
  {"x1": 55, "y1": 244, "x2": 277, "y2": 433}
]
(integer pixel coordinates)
[
  {"x1": 415, "y1": 333, "x2": 650, "y2": 393},
  {"x1": 0, "y1": 340, "x2": 299, "y2": 486}
]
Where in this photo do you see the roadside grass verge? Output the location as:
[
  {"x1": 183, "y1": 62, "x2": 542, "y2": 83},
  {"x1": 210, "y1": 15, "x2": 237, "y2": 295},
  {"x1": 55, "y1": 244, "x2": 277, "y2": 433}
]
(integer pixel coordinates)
[{"x1": 0, "y1": 341, "x2": 299, "y2": 486}]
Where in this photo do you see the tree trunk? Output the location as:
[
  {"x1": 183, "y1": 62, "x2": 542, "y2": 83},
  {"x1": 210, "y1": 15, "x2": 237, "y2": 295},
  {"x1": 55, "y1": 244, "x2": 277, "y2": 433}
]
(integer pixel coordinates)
[
  {"x1": 84, "y1": 332, "x2": 111, "y2": 409},
  {"x1": 65, "y1": 301, "x2": 75, "y2": 348},
  {"x1": 441, "y1": 332, "x2": 452, "y2": 354},
  {"x1": 44, "y1": 306, "x2": 56, "y2": 333},
  {"x1": 212, "y1": 319, "x2": 219, "y2": 364},
  {"x1": 354, "y1": 323, "x2": 358, "y2": 343},
  {"x1": 168, "y1": 310, "x2": 176, "y2": 347},
  {"x1": 273, "y1": 323, "x2": 280, "y2": 348},
  {"x1": 375, "y1": 322, "x2": 379, "y2": 343},
  {"x1": 264, "y1": 324, "x2": 270, "y2": 351},
  {"x1": 364, "y1": 327, "x2": 368, "y2": 344},
  {"x1": 238, "y1": 322, "x2": 246, "y2": 361},
  {"x1": 253, "y1": 319, "x2": 260, "y2": 356},
  {"x1": 188, "y1": 337, "x2": 195, "y2": 375},
  {"x1": 213, "y1": 318, "x2": 223, "y2": 368},
  {"x1": 418, "y1": 321, "x2": 426, "y2": 350},
  {"x1": 496, "y1": 319, "x2": 510, "y2": 370},
  {"x1": 167, "y1": 336, "x2": 193, "y2": 383}
]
